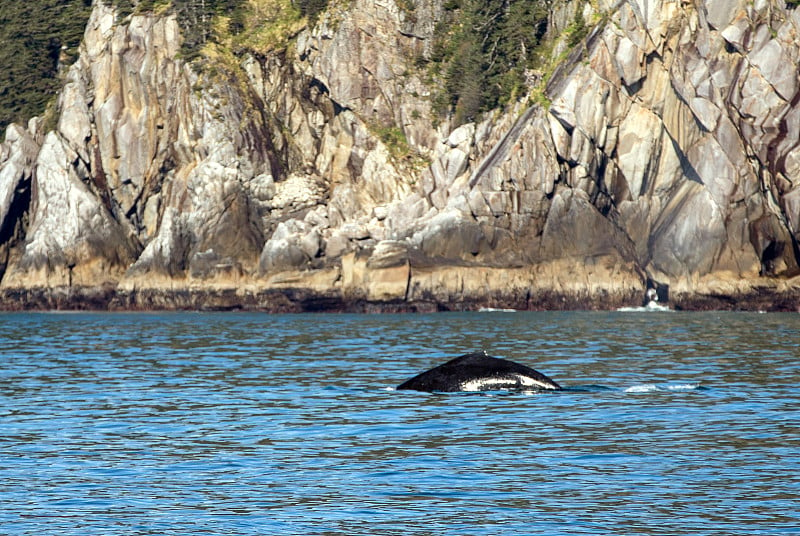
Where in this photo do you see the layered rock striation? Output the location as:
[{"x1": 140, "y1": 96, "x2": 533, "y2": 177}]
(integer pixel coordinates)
[{"x1": 1, "y1": 0, "x2": 799, "y2": 311}]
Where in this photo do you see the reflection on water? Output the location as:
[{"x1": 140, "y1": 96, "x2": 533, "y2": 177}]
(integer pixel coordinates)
[{"x1": 1, "y1": 311, "x2": 798, "y2": 535}]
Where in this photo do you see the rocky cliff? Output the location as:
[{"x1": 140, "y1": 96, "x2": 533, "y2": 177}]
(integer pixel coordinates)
[{"x1": 1, "y1": 0, "x2": 800, "y2": 311}]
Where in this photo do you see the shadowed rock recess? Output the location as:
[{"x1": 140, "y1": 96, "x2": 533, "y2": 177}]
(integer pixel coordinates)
[{"x1": 1, "y1": 0, "x2": 800, "y2": 311}]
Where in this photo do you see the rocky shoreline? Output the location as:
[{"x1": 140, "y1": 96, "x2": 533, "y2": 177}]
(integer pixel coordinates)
[{"x1": 1, "y1": 277, "x2": 798, "y2": 313}]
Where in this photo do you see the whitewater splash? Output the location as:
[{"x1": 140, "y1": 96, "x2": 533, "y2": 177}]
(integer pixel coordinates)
[
  {"x1": 617, "y1": 300, "x2": 672, "y2": 312},
  {"x1": 625, "y1": 383, "x2": 700, "y2": 393}
]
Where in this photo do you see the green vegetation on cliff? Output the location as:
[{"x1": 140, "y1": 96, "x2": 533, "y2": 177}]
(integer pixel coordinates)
[
  {"x1": 0, "y1": 0, "x2": 93, "y2": 132},
  {"x1": 0, "y1": 0, "x2": 330, "y2": 132},
  {"x1": 117, "y1": 0, "x2": 329, "y2": 58},
  {"x1": 1, "y1": 0, "x2": 568, "y2": 134},
  {"x1": 430, "y1": 0, "x2": 551, "y2": 126}
]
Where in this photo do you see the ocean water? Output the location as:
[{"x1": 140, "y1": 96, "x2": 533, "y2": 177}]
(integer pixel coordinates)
[{"x1": 1, "y1": 310, "x2": 798, "y2": 535}]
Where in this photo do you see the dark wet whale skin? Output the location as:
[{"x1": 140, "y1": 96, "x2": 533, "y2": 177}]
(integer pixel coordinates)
[{"x1": 397, "y1": 351, "x2": 562, "y2": 392}]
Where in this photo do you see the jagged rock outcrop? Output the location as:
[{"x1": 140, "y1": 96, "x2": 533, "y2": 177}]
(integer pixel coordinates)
[
  {"x1": 1, "y1": 0, "x2": 800, "y2": 311},
  {"x1": 0, "y1": 122, "x2": 40, "y2": 280}
]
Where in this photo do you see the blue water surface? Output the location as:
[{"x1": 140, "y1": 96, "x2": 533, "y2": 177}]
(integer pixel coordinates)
[{"x1": 1, "y1": 311, "x2": 798, "y2": 535}]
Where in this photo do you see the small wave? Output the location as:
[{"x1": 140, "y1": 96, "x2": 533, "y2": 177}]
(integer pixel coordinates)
[
  {"x1": 625, "y1": 383, "x2": 700, "y2": 393},
  {"x1": 477, "y1": 307, "x2": 517, "y2": 312},
  {"x1": 667, "y1": 383, "x2": 700, "y2": 391}
]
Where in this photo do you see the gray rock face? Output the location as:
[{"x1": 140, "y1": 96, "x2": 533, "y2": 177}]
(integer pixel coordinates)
[
  {"x1": 1, "y1": 0, "x2": 800, "y2": 310},
  {"x1": 0, "y1": 124, "x2": 40, "y2": 281},
  {"x1": 0, "y1": 125, "x2": 38, "y2": 241},
  {"x1": 3, "y1": 130, "x2": 140, "y2": 287}
]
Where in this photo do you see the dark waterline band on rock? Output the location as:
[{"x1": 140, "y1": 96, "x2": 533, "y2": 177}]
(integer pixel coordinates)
[{"x1": 0, "y1": 284, "x2": 799, "y2": 312}]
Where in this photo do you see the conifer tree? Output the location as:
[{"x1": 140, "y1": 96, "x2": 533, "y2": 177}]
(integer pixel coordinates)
[
  {"x1": 0, "y1": 0, "x2": 93, "y2": 131},
  {"x1": 433, "y1": 0, "x2": 553, "y2": 126}
]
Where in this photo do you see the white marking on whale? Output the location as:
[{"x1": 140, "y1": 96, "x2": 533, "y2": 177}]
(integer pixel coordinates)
[{"x1": 460, "y1": 374, "x2": 558, "y2": 392}]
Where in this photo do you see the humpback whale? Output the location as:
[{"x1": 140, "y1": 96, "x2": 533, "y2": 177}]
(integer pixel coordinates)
[{"x1": 397, "y1": 351, "x2": 562, "y2": 392}]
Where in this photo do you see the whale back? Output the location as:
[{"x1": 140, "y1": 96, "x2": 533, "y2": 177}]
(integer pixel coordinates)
[{"x1": 397, "y1": 351, "x2": 562, "y2": 392}]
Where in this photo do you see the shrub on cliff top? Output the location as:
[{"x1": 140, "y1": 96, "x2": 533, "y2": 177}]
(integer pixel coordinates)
[
  {"x1": 146, "y1": 0, "x2": 329, "y2": 59},
  {"x1": 224, "y1": 0, "x2": 304, "y2": 56}
]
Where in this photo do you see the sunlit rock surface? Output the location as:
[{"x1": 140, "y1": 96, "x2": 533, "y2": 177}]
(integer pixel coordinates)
[{"x1": 1, "y1": 0, "x2": 800, "y2": 311}]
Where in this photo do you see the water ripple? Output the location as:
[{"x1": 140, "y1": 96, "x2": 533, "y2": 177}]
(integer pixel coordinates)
[{"x1": 1, "y1": 311, "x2": 798, "y2": 535}]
